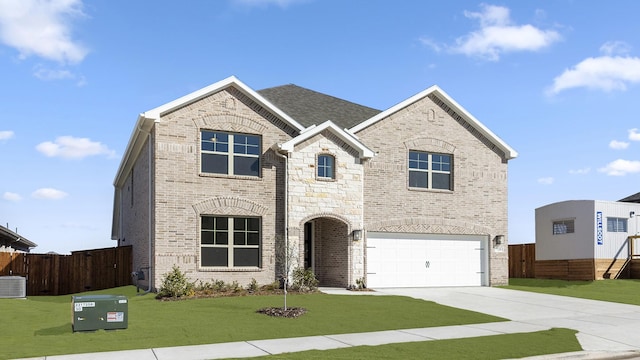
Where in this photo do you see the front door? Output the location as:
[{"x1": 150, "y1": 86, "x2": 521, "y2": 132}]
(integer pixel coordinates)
[{"x1": 304, "y1": 222, "x2": 313, "y2": 270}]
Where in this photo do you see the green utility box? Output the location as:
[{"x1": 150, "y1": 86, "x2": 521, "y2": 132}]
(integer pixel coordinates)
[{"x1": 71, "y1": 295, "x2": 128, "y2": 332}]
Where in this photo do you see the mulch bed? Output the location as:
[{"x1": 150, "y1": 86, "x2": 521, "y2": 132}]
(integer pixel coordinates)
[{"x1": 257, "y1": 307, "x2": 307, "y2": 318}]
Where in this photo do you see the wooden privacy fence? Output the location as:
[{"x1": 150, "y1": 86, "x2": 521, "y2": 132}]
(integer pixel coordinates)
[
  {"x1": 508, "y1": 243, "x2": 536, "y2": 278},
  {"x1": 0, "y1": 246, "x2": 132, "y2": 296}
]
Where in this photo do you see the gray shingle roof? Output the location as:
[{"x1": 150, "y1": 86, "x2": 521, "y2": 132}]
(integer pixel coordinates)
[
  {"x1": 258, "y1": 84, "x2": 381, "y2": 129},
  {"x1": 620, "y1": 192, "x2": 640, "y2": 203}
]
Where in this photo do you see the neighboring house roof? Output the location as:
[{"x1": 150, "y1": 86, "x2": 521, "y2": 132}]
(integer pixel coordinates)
[
  {"x1": 258, "y1": 84, "x2": 381, "y2": 129},
  {"x1": 0, "y1": 225, "x2": 37, "y2": 251},
  {"x1": 349, "y1": 85, "x2": 518, "y2": 160},
  {"x1": 620, "y1": 192, "x2": 640, "y2": 203},
  {"x1": 277, "y1": 120, "x2": 375, "y2": 159}
]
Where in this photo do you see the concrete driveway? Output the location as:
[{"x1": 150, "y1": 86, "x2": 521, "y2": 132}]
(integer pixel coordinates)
[{"x1": 375, "y1": 287, "x2": 640, "y2": 352}]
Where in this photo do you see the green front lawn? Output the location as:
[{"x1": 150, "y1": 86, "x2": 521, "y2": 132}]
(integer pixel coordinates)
[
  {"x1": 243, "y1": 328, "x2": 581, "y2": 360},
  {"x1": 505, "y1": 278, "x2": 640, "y2": 305},
  {"x1": 0, "y1": 286, "x2": 505, "y2": 359}
]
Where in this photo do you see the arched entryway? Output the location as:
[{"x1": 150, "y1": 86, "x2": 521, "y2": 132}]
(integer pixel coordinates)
[{"x1": 302, "y1": 217, "x2": 350, "y2": 288}]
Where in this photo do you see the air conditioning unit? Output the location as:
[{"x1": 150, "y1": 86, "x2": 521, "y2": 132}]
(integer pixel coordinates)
[{"x1": 0, "y1": 276, "x2": 27, "y2": 298}]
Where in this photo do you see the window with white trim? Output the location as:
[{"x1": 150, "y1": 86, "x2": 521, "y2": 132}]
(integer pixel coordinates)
[
  {"x1": 201, "y1": 131, "x2": 261, "y2": 176},
  {"x1": 607, "y1": 217, "x2": 627, "y2": 232},
  {"x1": 408, "y1": 151, "x2": 452, "y2": 190},
  {"x1": 201, "y1": 216, "x2": 261, "y2": 267},
  {"x1": 553, "y1": 219, "x2": 574, "y2": 235},
  {"x1": 317, "y1": 154, "x2": 335, "y2": 179}
]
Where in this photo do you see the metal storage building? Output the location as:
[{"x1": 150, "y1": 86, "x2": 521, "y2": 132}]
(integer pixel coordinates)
[{"x1": 535, "y1": 199, "x2": 640, "y2": 280}]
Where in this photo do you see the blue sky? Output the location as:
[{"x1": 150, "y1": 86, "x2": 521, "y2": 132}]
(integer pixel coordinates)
[{"x1": 1, "y1": 0, "x2": 639, "y2": 254}]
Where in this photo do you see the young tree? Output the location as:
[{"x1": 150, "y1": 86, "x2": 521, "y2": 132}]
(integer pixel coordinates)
[{"x1": 274, "y1": 234, "x2": 298, "y2": 310}]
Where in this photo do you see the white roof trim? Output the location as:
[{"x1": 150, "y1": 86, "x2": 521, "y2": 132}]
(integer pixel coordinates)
[
  {"x1": 278, "y1": 120, "x2": 375, "y2": 159},
  {"x1": 113, "y1": 76, "x2": 308, "y2": 188},
  {"x1": 349, "y1": 85, "x2": 518, "y2": 160},
  {"x1": 144, "y1": 75, "x2": 305, "y2": 132}
]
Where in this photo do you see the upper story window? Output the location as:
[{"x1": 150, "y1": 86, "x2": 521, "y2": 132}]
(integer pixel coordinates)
[
  {"x1": 553, "y1": 219, "x2": 575, "y2": 235},
  {"x1": 317, "y1": 154, "x2": 335, "y2": 179},
  {"x1": 408, "y1": 151, "x2": 452, "y2": 190},
  {"x1": 201, "y1": 131, "x2": 261, "y2": 177},
  {"x1": 607, "y1": 217, "x2": 627, "y2": 232},
  {"x1": 201, "y1": 216, "x2": 261, "y2": 268}
]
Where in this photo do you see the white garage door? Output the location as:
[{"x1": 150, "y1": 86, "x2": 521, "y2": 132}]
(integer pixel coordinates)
[{"x1": 366, "y1": 232, "x2": 487, "y2": 288}]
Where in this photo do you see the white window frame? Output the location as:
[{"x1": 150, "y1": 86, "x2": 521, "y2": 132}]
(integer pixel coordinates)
[
  {"x1": 607, "y1": 217, "x2": 628, "y2": 233},
  {"x1": 201, "y1": 131, "x2": 261, "y2": 177},
  {"x1": 200, "y1": 216, "x2": 261, "y2": 268},
  {"x1": 408, "y1": 150, "x2": 452, "y2": 190},
  {"x1": 317, "y1": 154, "x2": 335, "y2": 180}
]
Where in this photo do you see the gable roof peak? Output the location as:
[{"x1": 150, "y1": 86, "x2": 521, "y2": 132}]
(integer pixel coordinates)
[
  {"x1": 349, "y1": 84, "x2": 518, "y2": 160},
  {"x1": 277, "y1": 120, "x2": 374, "y2": 159}
]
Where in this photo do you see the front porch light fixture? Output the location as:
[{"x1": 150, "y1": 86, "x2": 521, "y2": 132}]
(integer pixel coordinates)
[
  {"x1": 352, "y1": 229, "x2": 362, "y2": 241},
  {"x1": 493, "y1": 235, "x2": 505, "y2": 246}
]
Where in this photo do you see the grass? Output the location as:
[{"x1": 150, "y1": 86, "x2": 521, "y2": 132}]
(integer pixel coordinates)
[
  {"x1": 0, "y1": 285, "x2": 506, "y2": 359},
  {"x1": 241, "y1": 328, "x2": 581, "y2": 360},
  {"x1": 504, "y1": 278, "x2": 640, "y2": 305}
]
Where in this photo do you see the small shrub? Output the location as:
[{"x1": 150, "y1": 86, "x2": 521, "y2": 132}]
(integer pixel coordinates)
[
  {"x1": 229, "y1": 281, "x2": 242, "y2": 293},
  {"x1": 290, "y1": 267, "x2": 319, "y2": 292},
  {"x1": 247, "y1": 278, "x2": 259, "y2": 293},
  {"x1": 157, "y1": 265, "x2": 194, "y2": 298},
  {"x1": 213, "y1": 279, "x2": 226, "y2": 292},
  {"x1": 262, "y1": 280, "x2": 281, "y2": 292},
  {"x1": 356, "y1": 277, "x2": 366, "y2": 289}
]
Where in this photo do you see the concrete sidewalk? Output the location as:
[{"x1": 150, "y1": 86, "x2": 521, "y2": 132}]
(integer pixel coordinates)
[
  {"x1": 15, "y1": 287, "x2": 640, "y2": 360},
  {"x1": 15, "y1": 321, "x2": 557, "y2": 360}
]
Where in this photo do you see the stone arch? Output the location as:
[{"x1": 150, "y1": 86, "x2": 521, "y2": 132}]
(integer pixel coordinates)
[
  {"x1": 297, "y1": 212, "x2": 354, "y2": 234},
  {"x1": 193, "y1": 114, "x2": 268, "y2": 135},
  {"x1": 403, "y1": 137, "x2": 457, "y2": 154},
  {"x1": 297, "y1": 213, "x2": 353, "y2": 288},
  {"x1": 192, "y1": 196, "x2": 268, "y2": 216}
]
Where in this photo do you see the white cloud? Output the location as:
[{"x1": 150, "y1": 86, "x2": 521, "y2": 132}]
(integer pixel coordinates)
[
  {"x1": 609, "y1": 140, "x2": 630, "y2": 150},
  {"x1": 538, "y1": 177, "x2": 554, "y2": 185},
  {"x1": 600, "y1": 41, "x2": 631, "y2": 56},
  {"x1": 0, "y1": 0, "x2": 88, "y2": 64},
  {"x1": 598, "y1": 159, "x2": 640, "y2": 176},
  {"x1": 630, "y1": 128, "x2": 640, "y2": 141},
  {"x1": 419, "y1": 37, "x2": 442, "y2": 53},
  {"x1": 33, "y1": 65, "x2": 86, "y2": 86},
  {"x1": 32, "y1": 188, "x2": 68, "y2": 200},
  {"x1": 449, "y1": 4, "x2": 561, "y2": 61},
  {"x1": 33, "y1": 66, "x2": 73, "y2": 80},
  {"x1": 3, "y1": 192, "x2": 22, "y2": 202},
  {"x1": 36, "y1": 136, "x2": 115, "y2": 159},
  {"x1": 547, "y1": 42, "x2": 640, "y2": 95},
  {"x1": 569, "y1": 168, "x2": 590, "y2": 175},
  {"x1": 0, "y1": 130, "x2": 14, "y2": 140}
]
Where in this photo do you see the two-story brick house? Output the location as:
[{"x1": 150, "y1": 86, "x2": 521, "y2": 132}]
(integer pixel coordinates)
[{"x1": 112, "y1": 76, "x2": 517, "y2": 290}]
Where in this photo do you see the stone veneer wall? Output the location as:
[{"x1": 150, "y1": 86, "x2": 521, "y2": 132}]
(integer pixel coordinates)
[
  {"x1": 355, "y1": 94, "x2": 509, "y2": 286},
  {"x1": 287, "y1": 130, "x2": 366, "y2": 286}
]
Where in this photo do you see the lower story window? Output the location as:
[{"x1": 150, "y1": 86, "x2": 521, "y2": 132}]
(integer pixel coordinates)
[{"x1": 201, "y1": 216, "x2": 260, "y2": 267}]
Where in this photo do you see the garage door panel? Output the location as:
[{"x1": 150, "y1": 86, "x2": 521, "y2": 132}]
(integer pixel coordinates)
[{"x1": 367, "y1": 234, "x2": 486, "y2": 288}]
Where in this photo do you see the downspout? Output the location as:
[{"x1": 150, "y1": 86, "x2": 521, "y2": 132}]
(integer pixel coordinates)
[
  {"x1": 137, "y1": 119, "x2": 154, "y2": 293},
  {"x1": 146, "y1": 131, "x2": 153, "y2": 293}
]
